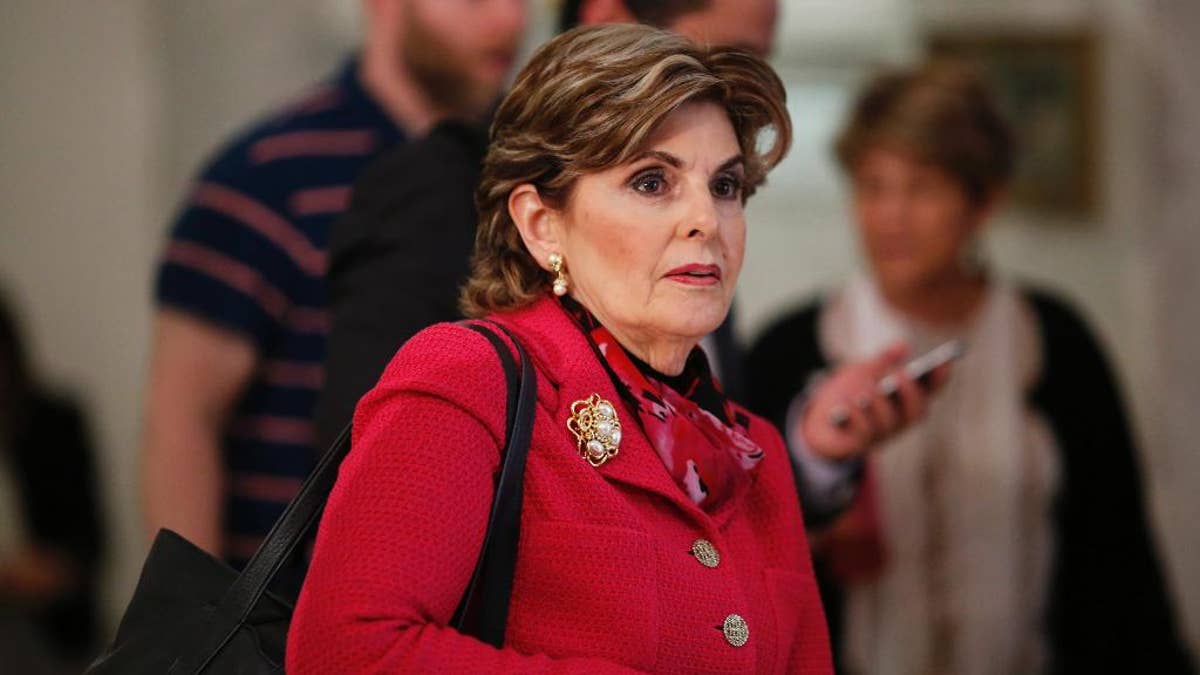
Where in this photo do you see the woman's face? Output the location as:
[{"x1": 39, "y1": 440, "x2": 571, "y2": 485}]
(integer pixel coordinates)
[
  {"x1": 554, "y1": 102, "x2": 747, "y2": 346},
  {"x1": 850, "y1": 147, "x2": 989, "y2": 294}
]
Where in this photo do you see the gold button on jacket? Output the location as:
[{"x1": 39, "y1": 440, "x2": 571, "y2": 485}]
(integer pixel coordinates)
[
  {"x1": 691, "y1": 538, "x2": 720, "y2": 568},
  {"x1": 723, "y1": 614, "x2": 749, "y2": 647}
]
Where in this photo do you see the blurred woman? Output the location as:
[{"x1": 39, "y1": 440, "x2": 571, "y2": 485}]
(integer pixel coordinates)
[
  {"x1": 0, "y1": 290, "x2": 105, "y2": 672},
  {"x1": 748, "y1": 62, "x2": 1192, "y2": 675}
]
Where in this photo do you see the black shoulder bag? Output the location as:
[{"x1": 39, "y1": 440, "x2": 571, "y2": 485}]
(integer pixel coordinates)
[{"x1": 87, "y1": 321, "x2": 535, "y2": 673}]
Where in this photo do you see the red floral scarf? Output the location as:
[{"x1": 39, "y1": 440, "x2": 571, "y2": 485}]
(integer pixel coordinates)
[{"x1": 563, "y1": 298, "x2": 764, "y2": 511}]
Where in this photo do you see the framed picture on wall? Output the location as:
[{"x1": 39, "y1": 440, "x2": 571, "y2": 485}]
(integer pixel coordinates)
[{"x1": 928, "y1": 31, "x2": 1099, "y2": 217}]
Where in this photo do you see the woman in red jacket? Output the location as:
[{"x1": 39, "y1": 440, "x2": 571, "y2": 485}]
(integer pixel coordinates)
[{"x1": 287, "y1": 24, "x2": 935, "y2": 673}]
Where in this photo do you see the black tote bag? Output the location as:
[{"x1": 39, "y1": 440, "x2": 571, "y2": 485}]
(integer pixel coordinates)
[{"x1": 87, "y1": 321, "x2": 535, "y2": 674}]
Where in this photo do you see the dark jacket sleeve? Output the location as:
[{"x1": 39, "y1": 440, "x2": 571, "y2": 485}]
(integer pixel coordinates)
[
  {"x1": 1029, "y1": 290, "x2": 1194, "y2": 674},
  {"x1": 314, "y1": 122, "x2": 487, "y2": 450}
]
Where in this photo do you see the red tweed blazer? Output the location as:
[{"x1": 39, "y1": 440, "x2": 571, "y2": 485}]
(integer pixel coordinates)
[{"x1": 287, "y1": 296, "x2": 832, "y2": 674}]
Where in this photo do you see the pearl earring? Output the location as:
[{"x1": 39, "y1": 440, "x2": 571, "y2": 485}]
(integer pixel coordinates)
[{"x1": 548, "y1": 252, "x2": 568, "y2": 296}]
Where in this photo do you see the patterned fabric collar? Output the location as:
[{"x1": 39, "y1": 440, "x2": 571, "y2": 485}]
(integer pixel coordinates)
[{"x1": 560, "y1": 296, "x2": 763, "y2": 510}]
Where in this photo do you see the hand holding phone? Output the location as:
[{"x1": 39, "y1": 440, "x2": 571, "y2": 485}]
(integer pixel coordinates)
[{"x1": 829, "y1": 340, "x2": 965, "y2": 428}]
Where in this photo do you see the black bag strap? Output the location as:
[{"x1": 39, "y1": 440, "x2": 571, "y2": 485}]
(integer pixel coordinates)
[
  {"x1": 174, "y1": 320, "x2": 534, "y2": 673},
  {"x1": 452, "y1": 320, "x2": 535, "y2": 646}
]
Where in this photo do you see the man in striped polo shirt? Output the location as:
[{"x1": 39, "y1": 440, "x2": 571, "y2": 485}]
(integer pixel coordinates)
[{"x1": 142, "y1": 1, "x2": 527, "y2": 575}]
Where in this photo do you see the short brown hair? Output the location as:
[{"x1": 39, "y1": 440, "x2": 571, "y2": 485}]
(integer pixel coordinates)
[
  {"x1": 834, "y1": 60, "x2": 1015, "y2": 204},
  {"x1": 461, "y1": 23, "x2": 791, "y2": 316}
]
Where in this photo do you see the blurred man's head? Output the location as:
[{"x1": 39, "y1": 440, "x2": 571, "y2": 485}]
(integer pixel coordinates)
[
  {"x1": 363, "y1": 0, "x2": 527, "y2": 122},
  {"x1": 561, "y1": 0, "x2": 778, "y2": 57}
]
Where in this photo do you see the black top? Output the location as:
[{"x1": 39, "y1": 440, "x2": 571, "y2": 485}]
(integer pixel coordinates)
[
  {"x1": 314, "y1": 121, "x2": 488, "y2": 450},
  {"x1": 4, "y1": 391, "x2": 105, "y2": 657},
  {"x1": 746, "y1": 288, "x2": 1194, "y2": 674}
]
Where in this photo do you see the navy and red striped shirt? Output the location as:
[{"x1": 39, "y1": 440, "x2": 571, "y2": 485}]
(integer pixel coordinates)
[{"x1": 155, "y1": 59, "x2": 404, "y2": 568}]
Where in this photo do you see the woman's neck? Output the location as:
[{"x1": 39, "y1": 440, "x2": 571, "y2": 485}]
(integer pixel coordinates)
[
  {"x1": 570, "y1": 296, "x2": 696, "y2": 376},
  {"x1": 879, "y1": 268, "x2": 989, "y2": 329},
  {"x1": 618, "y1": 338, "x2": 695, "y2": 377},
  {"x1": 598, "y1": 322, "x2": 695, "y2": 376}
]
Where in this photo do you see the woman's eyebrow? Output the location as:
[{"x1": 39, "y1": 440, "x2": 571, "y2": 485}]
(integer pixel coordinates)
[
  {"x1": 716, "y1": 155, "x2": 746, "y2": 173},
  {"x1": 628, "y1": 151, "x2": 746, "y2": 173},
  {"x1": 628, "y1": 150, "x2": 682, "y2": 168}
]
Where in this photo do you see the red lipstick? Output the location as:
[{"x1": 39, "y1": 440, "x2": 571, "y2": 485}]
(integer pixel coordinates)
[{"x1": 665, "y1": 263, "x2": 722, "y2": 286}]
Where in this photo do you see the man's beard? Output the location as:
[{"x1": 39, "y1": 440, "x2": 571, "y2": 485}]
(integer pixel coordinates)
[{"x1": 401, "y1": 18, "x2": 494, "y2": 119}]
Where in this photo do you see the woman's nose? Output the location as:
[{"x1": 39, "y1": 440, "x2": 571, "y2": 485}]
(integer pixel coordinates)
[
  {"x1": 683, "y1": 190, "x2": 720, "y2": 240},
  {"x1": 872, "y1": 191, "x2": 912, "y2": 229}
]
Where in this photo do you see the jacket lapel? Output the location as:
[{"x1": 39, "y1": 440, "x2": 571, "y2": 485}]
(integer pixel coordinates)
[{"x1": 559, "y1": 367, "x2": 707, "y2": 520}]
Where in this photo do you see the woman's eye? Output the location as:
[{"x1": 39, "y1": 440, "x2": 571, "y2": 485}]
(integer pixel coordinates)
[
  {"x1": 712, "y1": 176, "x2": 742, "y2": 199},
  {"x1": 632, "y1": 172, "x2": 667, "y2": 195}
]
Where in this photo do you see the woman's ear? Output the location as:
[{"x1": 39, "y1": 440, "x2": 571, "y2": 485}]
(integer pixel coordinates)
[{"x1": 509, "y1": 183, "x2": 563, "y2": 271}]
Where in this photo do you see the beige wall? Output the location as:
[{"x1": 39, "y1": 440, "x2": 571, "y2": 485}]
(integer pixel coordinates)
[
  {"x1": 0, "y1": 0, "x2": 1194, "y2": 652},
  {"x1": 1143, "y1": 0, "x2": 1200, "y2": 649}
]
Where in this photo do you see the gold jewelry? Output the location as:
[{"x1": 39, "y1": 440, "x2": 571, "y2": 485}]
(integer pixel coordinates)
[
  {"x1": 548, "y1": 252, "x2": 568, "y2": 296},
  {"x1": 566, "y1": 393, "x2": 621, "y2": 466},
  {"x1": 722, "y1": 614, "x2": 749, "y2": 647}
]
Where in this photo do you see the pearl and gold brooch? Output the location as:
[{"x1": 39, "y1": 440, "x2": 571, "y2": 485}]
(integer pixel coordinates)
[{"x1": 566, "y1": 394, "x2": 622, "y2": 467}]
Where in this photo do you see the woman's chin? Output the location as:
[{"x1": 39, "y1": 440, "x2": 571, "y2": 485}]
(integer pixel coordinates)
[
  {"x1": 873, "y1": 261, "x2": 941, "y2": 295},
  {"x1": 654, "y1": 303, "x2": 730, "y2": 341}
]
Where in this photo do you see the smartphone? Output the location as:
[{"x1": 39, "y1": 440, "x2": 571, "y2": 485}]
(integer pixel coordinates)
[{"x1": 830, "y1": 339, "x2": 966, "y2": 428}]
